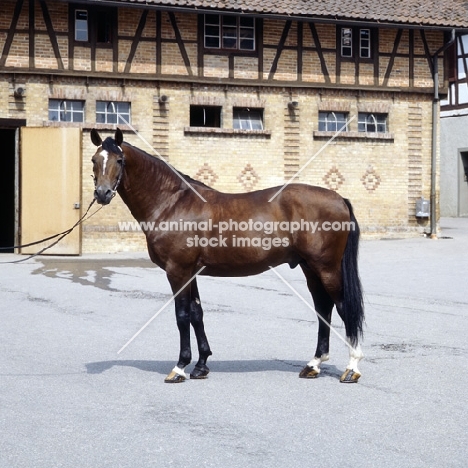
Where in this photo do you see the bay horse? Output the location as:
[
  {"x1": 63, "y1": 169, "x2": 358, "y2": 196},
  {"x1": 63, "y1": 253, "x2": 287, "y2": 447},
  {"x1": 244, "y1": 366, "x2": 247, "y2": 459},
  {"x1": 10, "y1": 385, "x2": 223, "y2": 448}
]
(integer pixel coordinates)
[{"x1": 90, "y1": 128, "x2": 364, "y2": 383}]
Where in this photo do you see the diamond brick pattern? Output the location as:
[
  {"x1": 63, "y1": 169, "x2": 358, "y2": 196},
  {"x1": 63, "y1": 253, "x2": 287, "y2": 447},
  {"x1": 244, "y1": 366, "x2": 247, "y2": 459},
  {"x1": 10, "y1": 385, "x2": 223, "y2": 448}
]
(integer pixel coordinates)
[
  {"x1": 323, "y1": 165, "x2": 345, "y2": 192},
  {"x1": 238, "y1": 163, "x2": 260, "y2": 192}
]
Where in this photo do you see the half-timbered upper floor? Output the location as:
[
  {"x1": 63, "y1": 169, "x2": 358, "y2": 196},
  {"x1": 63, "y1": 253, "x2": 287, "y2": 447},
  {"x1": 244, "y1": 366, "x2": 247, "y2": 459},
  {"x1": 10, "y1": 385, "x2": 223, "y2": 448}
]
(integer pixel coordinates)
[
  {"x1": 1, "y1": 0, "x2": 467, "y2": 93},
  {"x1": 441, "y1": 34, "x2": 468, "y2": 112}
]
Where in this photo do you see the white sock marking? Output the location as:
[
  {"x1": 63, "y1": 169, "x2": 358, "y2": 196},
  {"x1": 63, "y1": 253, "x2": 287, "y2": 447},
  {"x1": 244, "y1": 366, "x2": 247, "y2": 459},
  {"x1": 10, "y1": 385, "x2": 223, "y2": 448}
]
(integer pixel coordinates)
[
  {"x1": 307, "y1": 353, "x2": 330, "y2": 373},
  {"x1": 346, "y1": 344, "x2": 364, "y2": 372},
  {"x1": 172, "y1": 366, "x2": 187, "y2": 378}
]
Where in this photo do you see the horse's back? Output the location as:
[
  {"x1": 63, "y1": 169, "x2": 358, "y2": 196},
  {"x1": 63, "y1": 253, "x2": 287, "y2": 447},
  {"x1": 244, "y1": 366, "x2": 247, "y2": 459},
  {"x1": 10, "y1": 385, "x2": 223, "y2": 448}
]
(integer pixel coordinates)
[{"x1": 208, "y1": 183, "x2": 350, "y2": 224}]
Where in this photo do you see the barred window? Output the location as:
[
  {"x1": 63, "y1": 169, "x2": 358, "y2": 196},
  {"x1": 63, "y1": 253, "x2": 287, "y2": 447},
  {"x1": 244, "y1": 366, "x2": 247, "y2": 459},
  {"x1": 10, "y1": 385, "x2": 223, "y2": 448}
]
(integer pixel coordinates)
[
  {"x1": 318, "y1": 112, "x2": 349, "y2": 132},
  {"x1": 49, "y1": 99, "x2": 85, "y2": 122},
  {"x1": 96, "y1": 101, "x2": 130, "y2": 124}
]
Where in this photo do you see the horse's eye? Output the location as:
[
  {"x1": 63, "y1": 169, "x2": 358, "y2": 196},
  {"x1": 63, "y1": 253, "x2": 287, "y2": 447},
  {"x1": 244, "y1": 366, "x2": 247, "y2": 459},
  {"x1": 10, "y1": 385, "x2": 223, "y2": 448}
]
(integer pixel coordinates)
[{"x1": 117, "y1": 159, "x2": 123, "y2": 166}]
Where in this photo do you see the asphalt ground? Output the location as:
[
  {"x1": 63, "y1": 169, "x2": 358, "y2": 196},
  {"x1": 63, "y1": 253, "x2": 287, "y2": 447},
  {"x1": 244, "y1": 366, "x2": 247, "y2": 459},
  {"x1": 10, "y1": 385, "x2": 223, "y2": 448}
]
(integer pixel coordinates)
[{"x1": 1, "y1": 218, "x2": 467, "y2": 468}]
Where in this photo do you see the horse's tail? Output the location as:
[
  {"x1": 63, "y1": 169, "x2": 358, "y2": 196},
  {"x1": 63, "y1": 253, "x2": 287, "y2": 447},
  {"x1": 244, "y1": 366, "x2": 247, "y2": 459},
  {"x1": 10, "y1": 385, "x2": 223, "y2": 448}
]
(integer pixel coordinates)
[{"x1": 341, "y1": 199, "x2": 365, "y2": 347}]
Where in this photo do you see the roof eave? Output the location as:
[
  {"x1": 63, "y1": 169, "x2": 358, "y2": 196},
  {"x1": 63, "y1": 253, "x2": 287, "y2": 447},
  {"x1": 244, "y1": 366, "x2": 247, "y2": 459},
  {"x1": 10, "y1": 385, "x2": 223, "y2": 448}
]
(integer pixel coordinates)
[{"x1": 62, "y1": 0, "x2": 468, "y2": 31}]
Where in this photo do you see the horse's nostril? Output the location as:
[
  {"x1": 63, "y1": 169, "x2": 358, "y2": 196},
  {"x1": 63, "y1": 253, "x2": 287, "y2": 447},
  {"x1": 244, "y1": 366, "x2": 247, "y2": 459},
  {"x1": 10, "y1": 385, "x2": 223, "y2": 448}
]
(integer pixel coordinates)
[{"x1": 94, "y1": 186, "x2": 113, "y2": 204}]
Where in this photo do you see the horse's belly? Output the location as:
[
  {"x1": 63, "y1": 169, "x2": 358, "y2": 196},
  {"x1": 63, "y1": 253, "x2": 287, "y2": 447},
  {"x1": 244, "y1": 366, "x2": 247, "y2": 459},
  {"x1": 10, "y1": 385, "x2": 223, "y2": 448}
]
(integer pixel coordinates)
[{"x1": 198, "y1": 247, "x2": 297, "y2": 277}]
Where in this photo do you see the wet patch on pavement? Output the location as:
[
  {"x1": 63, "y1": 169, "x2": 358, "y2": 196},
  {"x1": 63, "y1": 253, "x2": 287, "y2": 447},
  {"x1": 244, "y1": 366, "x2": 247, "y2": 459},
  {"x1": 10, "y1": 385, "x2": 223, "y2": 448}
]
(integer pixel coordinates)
[{"x1": 32, "y1": 258, "x2": 155, "y2": 291}]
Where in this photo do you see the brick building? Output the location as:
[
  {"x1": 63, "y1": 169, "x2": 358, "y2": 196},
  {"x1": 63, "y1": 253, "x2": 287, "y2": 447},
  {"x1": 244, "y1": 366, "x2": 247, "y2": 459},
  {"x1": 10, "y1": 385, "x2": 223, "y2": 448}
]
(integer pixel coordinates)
[
  {"x1": 440, "y1": 33, "x2": 468, "y2": 217},
  {"x1": 0, "y1": 0, "x2": 467, "y2": 254}
]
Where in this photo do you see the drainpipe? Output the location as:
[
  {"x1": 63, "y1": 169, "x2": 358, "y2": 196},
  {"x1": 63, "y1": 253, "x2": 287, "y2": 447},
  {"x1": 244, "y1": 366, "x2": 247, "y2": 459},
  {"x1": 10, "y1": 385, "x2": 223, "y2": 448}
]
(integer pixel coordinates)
[{"x1": 430, "y1": 29, "x2": 456, "y2": 238}]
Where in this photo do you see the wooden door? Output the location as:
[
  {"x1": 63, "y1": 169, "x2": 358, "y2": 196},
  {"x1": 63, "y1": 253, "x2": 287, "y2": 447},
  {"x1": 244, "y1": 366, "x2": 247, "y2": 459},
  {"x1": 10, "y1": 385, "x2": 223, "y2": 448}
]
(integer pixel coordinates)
[{"x1": 20, "y1": 127, "x2": 81, "y2": 255}]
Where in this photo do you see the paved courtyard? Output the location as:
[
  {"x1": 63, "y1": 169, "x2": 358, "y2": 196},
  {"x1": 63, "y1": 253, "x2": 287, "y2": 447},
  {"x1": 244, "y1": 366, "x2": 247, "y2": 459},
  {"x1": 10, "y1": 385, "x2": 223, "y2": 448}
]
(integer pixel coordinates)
[{"x1": 1, "y1": 218, "x2": 467, "y2": 467}]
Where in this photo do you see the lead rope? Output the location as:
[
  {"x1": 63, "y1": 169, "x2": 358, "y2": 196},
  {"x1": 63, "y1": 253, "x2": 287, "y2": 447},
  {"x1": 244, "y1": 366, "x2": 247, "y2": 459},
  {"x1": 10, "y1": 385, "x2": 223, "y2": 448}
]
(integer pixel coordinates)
[{"x1": 0, "y1": 199, "x2": 102, "y2": 264}]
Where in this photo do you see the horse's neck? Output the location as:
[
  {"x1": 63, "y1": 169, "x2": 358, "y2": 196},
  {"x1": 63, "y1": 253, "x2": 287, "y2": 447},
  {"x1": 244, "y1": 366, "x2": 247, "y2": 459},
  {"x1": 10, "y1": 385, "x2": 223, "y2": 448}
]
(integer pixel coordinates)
[{"x1": 118, "y1": 146, "x2": 182, "y2": 222}]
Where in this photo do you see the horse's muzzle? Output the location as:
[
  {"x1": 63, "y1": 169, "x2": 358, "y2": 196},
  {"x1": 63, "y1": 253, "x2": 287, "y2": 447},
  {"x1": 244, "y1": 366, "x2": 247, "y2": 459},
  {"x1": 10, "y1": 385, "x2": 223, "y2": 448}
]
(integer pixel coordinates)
[{"x1": 94, "y1": 186, "x2": 114, "y2": 205}]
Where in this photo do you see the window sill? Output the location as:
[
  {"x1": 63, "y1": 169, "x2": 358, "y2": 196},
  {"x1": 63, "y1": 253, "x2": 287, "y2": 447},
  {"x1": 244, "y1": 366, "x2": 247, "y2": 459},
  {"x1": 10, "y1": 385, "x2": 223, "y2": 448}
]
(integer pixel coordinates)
[
  {"x1": 42, "y1": 122, "x2": 138, "y2": 133},
  {"x1": 313, "y1": 131, "x2": 394, "y2": 141},
  {"x1": 184, "y1": 127, "x2": 271, "y2": 137}
]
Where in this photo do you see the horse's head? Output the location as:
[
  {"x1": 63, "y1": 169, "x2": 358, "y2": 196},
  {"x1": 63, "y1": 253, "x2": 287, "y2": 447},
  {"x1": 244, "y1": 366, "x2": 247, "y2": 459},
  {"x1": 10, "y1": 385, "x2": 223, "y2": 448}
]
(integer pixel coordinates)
[{"x1": 90, "y1": 128, "x2": 125, "y2": 205}]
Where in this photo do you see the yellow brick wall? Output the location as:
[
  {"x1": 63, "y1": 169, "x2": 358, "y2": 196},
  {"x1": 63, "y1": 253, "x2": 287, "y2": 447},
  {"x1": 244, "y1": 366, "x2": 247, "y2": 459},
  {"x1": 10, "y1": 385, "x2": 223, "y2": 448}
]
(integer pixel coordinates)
[{"x1": 0, "y1": 81, "x2": 435, "y2": 252}]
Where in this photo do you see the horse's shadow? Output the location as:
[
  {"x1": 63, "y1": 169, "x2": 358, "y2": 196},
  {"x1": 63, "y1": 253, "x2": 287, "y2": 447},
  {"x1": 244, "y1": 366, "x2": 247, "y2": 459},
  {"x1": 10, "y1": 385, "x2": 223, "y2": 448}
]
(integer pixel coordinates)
[{"x1": 85, "y1": 359, "x2": 343, "y2": 378}]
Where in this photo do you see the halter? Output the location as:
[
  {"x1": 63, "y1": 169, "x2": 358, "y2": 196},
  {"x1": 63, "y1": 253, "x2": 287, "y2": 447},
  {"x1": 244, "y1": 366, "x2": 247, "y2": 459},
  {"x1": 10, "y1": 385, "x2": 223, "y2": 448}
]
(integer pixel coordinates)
[{"x1": 110, "y1": 151, "x2": 126, "y2": 199}]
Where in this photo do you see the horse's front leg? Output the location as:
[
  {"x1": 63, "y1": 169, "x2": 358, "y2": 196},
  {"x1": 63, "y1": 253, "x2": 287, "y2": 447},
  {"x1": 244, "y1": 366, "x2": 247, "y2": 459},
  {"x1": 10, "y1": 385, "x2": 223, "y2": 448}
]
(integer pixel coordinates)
[
  {"x1": 164, "y1": 290, "x2": 192, "y2": 383},
  {"x1": 189, "y1": 279, "x2": 212, "y2": 379}
]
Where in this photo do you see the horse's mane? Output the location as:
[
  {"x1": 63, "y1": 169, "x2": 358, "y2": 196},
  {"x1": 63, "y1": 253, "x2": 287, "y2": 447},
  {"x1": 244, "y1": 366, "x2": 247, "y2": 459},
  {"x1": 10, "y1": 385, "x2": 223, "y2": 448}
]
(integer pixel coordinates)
[
  {"x1": 105, "y1": 137, "x2": 214, "y2": 191},
  {"x1": 176, "y1": 170, "x2": 213, "y2": 189}
]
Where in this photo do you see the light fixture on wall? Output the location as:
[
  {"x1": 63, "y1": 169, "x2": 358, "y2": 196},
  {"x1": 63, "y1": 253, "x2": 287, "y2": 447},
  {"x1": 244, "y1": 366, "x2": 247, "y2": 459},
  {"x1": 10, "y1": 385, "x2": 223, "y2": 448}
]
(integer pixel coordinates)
[
  {"x1": 288, "y1": 101, "x2": 299, "y2": 110},
  {"x1": 14, "y1": 86, "x2": 25, "y2": 99},
  {"x1": 158, "y1": 95, "x2": 169, "y2": 104}
]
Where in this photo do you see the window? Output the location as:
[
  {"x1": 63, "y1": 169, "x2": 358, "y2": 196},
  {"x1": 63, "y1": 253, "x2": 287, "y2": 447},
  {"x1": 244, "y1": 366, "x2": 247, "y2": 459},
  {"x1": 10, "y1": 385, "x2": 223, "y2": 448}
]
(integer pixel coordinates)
[
  {"x1": 49, "y1": 99, "x2": 85, "y2": 122},
  {"x1": 75, "y1": 10, "x2": 88, "y2": 42},
  {"x1": 233, "y1": 108, "x2": 263, "y2": 130},
  {"x1": 96, "y1": 101, "x2": 131, "y2": 124},
  {"x1": 318, "y1": 112, "x2": 349, "y2": 132},
  {"x1": 340, "y1": 27, "x2": 372, "y2": 58},
  {"x1": 73, "y1": 7, "x2": 114, "y2": 44},
  {"x1": 204, "y1": 15, "x2": 255, "y2": 51},
  {"x1": 358, "y1": 113, "x2": 388, "y2": 133},
  {"x1": 190, "y1": 106, "x2": 222, "y2": 128},
  {"x1": 341, "y1": 28, "x2": 352, "y2": 57},
  {"x1": 360, "y1": 29, "x2": 371, "y2": 58},
  {"x1": 96, "y1": 10, "x2": 113, "y2": 44}
]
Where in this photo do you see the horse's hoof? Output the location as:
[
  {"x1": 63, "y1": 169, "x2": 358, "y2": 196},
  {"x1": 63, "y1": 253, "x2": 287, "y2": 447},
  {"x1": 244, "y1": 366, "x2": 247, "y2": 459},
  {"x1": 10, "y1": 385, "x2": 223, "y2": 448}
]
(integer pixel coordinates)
[
  {"x1": 190, "y1": 365, "x2": 210, "y2": 380},
  {"x1": 164, "y1": 369, "x2": 186, "y2": 383},
  {"x1": 340, "y1": 369, "x2": 361, "y2": 383},
  {"x1": 299, "y1": 365, "x2": 319, "y2": 379}
]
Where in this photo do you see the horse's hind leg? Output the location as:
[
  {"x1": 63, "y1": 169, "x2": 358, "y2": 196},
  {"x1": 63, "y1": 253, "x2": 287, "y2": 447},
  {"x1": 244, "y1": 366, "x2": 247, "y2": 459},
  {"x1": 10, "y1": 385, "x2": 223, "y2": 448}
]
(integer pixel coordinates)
[
  {"x1": 299, "y1": 265, "x2": 335, "y2": 379},
  {"x1": 311, "y1": 267, "x2": 364, "y2": 383},
  {"x1": 335, "y1": 306, "x2": 364, "y2": 383},
  {"x1": 189, "y1": 278, "x2": 212, "y2": 379}
]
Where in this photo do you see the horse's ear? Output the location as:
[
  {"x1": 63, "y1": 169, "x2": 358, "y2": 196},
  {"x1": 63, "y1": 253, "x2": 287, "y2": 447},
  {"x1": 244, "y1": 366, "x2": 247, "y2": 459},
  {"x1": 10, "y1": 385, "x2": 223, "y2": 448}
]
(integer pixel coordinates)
[
  {"x1": 115, "y1": 128, "x2": 123, "y2": 146},
  {"x1": 90, "y1": 129, "x2": 102, "y2": 147}
]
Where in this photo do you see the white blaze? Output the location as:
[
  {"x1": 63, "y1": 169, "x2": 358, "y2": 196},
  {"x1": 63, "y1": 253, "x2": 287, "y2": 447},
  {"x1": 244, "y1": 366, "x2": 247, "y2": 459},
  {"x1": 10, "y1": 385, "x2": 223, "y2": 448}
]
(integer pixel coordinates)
[{"x1": 100, "y1": 149, "x2": 109, "y2": 175}]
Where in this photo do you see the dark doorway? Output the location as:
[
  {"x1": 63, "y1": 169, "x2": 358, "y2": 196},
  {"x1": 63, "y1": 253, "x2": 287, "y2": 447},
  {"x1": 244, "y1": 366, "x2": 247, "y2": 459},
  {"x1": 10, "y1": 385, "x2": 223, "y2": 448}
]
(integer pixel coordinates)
[{"x1": 0, "y1": 129, "x2": 16, "y2": 252}]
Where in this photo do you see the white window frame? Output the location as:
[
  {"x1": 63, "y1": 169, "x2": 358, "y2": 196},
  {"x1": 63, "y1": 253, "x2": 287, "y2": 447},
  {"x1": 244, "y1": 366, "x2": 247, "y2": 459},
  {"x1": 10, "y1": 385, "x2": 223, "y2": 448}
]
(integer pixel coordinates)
[
  {"x1": 233, "y1": 108, "x2": 264, "y2": 130},
  {"x1": 75, "y1": 10, "x2": 88, "y2": 42},
  {"x1": 96, "y1": 101, "x2": 131, "y2": 125},
  {"x1": 360, "y1": 29, "x2": 371, "y2": 59},
  {"x1": 318, "y1": 112, "x2": 349, "y2": 132},
  {"x1": 204, "y1": 15, "x2": 255, "y2": 51},
  {"x1": 48, "y1": 99, "x2": 85, "y2": 122},
  {"x1": 341, "y1": 28, "x2": 353, "y2": 57},
  {"x1": 341, "y1": 27, "x2": 372, "y2": 59},
  {"x1": 358, "y1": 113, "x2": 387, "y2": 133}
]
